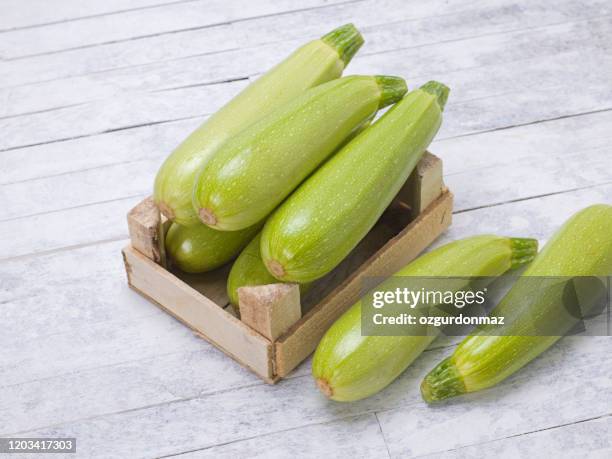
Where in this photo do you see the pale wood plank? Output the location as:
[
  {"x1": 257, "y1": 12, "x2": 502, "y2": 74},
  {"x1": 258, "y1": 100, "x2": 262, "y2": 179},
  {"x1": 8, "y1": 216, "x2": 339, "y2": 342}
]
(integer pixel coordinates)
[
  {"x1": 0, "y1": 0, "x2": 189, "y2": 31},
  {"x1": 0, "y1": 0, "x2": 350, "y2": 59},
  {"x1": 3, "y1": 12, "x2": 610, "y2": 121},
  {"x1": 2, "y1": 0, "x2": 607, "y2": 88},
  {"x1": 0, "y1": 116, "x2": 197, "y2": 185},
  {"x1": 2, "y1": 27, "x2": 610, "y2": 152},
  {"x1": 447, "y1": 144, "x2": 612, "y2": 212},
  {"x1": 177, "y1": 414, "x2": 390, "y2": 459},
  {"x1": 10, "y1": 337, "x2": 611, "y2": 456},
  {"x1": 0, "y1": 344, "x2": 259, "y2": 435},
  {"x1": 5, "y1": 344, "x2": 457, "y2": 450},
  {"x1": 0, "y1": 78, "x2": 247, "y2": 151},
  {"x1": 0, "y1": 195, "x2": 143, "y2": 260},
  {"x1": 3, "y1": 98, "x2": 612, "y2": 191},
  {"x1": 433, "y1": 415, "x2": 612, "y2": 458}
]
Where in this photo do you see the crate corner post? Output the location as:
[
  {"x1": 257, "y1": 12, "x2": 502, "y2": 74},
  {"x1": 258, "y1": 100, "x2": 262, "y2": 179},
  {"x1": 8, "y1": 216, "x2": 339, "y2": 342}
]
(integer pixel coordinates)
[{"x1": 238, "y1": 284, "x2": 302, "y2": 342}]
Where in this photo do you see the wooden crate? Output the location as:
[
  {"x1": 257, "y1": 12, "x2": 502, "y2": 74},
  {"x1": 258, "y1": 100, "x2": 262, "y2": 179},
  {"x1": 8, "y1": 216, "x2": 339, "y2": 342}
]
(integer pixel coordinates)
[{"x1": 122, "y1": 152, "x2": 453, "y2": 383}]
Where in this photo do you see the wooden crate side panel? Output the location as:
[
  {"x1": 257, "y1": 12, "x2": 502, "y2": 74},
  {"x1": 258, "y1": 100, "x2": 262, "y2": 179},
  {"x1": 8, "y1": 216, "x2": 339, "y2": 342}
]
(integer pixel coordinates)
[
  {"x1": 274, "y1": 190, "x2": 453, "y2": 377},
  {"x1": 122, "y1": 245, "x2": 274, "y2": 380}
]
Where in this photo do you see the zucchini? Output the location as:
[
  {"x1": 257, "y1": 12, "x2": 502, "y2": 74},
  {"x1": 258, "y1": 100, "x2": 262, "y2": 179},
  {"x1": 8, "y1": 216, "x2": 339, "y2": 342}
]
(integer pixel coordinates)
[
  {"x1": 224, "y1": 116, "x2": 372, "y2": 306},
  {"x1": 312, "y1": 235, "x2": 538, "y2": 402},
  {"x1": 154, "y1": 24, "x2": 363, "y2": 226},
  {"x1": 227, "y1": 233, "x2": 310, "y2": 307},
  {"x1": 194, "y1": 75, "x2": 407, "y2": 231},
  {"x1": 260, "y1": 81, "x2": 448, "y2": 283},
  {"x1": 421, "y1": 204, "x2": 612, "y2": 403},
  {"x1": 166, "y1": 222, "x2": 259, "y2": 273}
]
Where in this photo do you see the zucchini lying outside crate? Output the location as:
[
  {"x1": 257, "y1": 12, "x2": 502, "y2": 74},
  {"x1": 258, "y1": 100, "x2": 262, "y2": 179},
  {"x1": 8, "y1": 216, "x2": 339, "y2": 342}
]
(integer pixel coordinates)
[{"x1": 122, "y1": 152, "x2": 453, "y2": 383}]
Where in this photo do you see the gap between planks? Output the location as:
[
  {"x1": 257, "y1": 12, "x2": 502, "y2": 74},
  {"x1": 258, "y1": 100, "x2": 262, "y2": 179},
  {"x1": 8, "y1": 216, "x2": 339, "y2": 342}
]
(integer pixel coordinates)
[
  {"x1": 2, "y1": 37, "x2": 611, "y2": 152},
  {"x1": 3, "y1": 10, "x2": 610, "y2": 110},
  {"x1": 2, "y1": 88, "x2": 611, "y2": 155},
  {"x1": 1, "y1": 0, "x2": 365, "y2": 61},
  {"x1": 374, "y1": 412, "x2": 393, "y2": 459},
  {"x1": 4, "y1": 0, "x2": 607, "y2": 97},
  {"x1": 5, "y1": 347, "x2": 607, "y2": 452},
  {"x1": 414, "y1": 412, "x2": 612, "y2": 459},
  {"x1": 2, "y1": 13, "x2": 610, "y2": 152},
  {"x1": 0, "y1": 0, "x2": 201, "y2": 34},
  {"x1": 454, "y1": 180, "x2": 612, "y2": 215},
  {"x1": 156, "y1": 413, "x2": 387, "y2": 458}
]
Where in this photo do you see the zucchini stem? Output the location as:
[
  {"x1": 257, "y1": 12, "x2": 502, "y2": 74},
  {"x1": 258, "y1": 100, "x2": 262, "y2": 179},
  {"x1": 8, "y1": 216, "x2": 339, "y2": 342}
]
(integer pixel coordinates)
[
  {"x1": 321, "y1": 23, "x2": 364, "y2": 68},
  {"x1": 420, "y1": 81, "x2": 450, "y2": 111},
  {"x1": 420, "y1": 357, "x2": 466, "y2": 403},
  {"x1": 375, "y1": 75, "x2": 408, "y2": 108}
]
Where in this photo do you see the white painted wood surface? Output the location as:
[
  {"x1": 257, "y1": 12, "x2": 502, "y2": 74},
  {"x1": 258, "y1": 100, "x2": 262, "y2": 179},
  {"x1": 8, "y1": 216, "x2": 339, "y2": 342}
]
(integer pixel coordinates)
[{"x1": 1, "y1": 0, "x2": 610, "y2": 457}]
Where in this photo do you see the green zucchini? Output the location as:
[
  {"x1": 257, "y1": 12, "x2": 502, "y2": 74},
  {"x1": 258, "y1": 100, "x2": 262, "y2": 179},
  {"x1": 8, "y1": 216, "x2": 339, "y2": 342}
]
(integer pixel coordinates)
[
  {"x1": 193, "y1": 75, "x2": 407, "y2": 231},
  {"x1": 224, "y1": 115, "x2": 373, "y2": 306},
  {"x1": 154, "y1": 24, "x2": 363, "y2": 226},
  {"x1": 421, "y1": 204, "x2": 612, "y2": 403},
  {"x1": 260, "y1": 81, "x2": 448, "y2": 283},
  {"x1": 165, "y1": 221, "x2": 260, "y2": 273},
  {"x1": 312, "y1": 235, "x2": 538, "y2": 402},
  {"x1": 227, "y1": 233, "x2": 310, "y2": 307}
]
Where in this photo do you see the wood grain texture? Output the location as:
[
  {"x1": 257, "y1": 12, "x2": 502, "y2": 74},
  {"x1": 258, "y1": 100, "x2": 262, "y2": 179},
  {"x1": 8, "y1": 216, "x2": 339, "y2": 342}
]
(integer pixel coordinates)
[
  {"x1": 0, "y1": 0, "x2": 351, "y2": 58},
  {"x1": 238, "y1": 283, "x2": 302, "y2": 342},
  {"x1": 127, "y1": 196, "x2": 164, "y2": 264},
  {"x1": 2, "y1": 0, "x2": 611, "y2": 456},
  {"x1": 3, "y1": 15, "x2": 612, "y2": 150},
  {"x1": 2, "y1": 0, "x2": 607, "y2": 113}
]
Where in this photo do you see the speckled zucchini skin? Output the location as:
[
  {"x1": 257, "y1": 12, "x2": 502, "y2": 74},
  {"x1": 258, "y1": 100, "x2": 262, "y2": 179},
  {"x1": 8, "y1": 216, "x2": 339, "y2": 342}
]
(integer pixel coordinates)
[
  {"x1": 193, "y1": 75, "x2": 406, "y2": 231},
  {"x1": 260, "y1": 82, "x2": 447, "y2": 284},
  {"x1": 421, "y1": 204, "x2": 612, "y2": 403},
  {"x1": 227, "y1": 233, "x2": 310, "y2": 307},
  {"x1": 312, "y1": 235, "x2": 538, "y2": 402},
  {"x1": 165, "y1": 221, "x2": 259, "y2": 273},
  {"x1": 154, "y1": 24, "x2": 363, "y2": 226}
]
